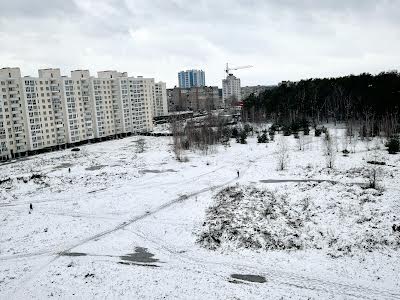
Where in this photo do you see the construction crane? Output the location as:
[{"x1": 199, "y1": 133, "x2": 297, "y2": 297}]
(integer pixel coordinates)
[{"x1": 225, "y1": 63, "x2": 253, "y2": 75}]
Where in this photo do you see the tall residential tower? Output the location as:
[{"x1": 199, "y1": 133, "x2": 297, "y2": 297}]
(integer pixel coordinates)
[
  {"x1": 222, "y1": 74, "x2": 241, "y2": 107},
  {"x1": 178, "y1": 69, "x2": 205, "y2": 88}
]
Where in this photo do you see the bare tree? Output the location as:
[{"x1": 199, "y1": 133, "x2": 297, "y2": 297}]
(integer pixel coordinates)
[
  {"x1": 323, "y1": 129, "x2": 336, "y2": 168},
  {"x1": 297, "y1": 132, "x2": 306, "y2": 151},
  {"x1": 350, "y1": 131, "x2": 359, "y2": 153},
  {"x1": 368, "y1": 139, "x2": 382, "y2": 189},
  {"x1": 341, "y1": 131, "x2": 350, "y2": 154},
  {"x1": 276, "y1": 136, "x2": 289, "y2": 170},
  {"x1": 171, "y1": 117, "x2": 184, "y2": 161}
]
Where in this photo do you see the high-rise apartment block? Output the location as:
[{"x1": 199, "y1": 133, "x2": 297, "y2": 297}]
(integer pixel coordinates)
[
  {"x1": 0, "y1": 67, "x2": 168, "y2": 161},
  {"x1": 222, "y1": 74, "x2": 241, "y2": 107},
  {"x1": 178, "y1": 70, "x2": 205, "y2": 88}
]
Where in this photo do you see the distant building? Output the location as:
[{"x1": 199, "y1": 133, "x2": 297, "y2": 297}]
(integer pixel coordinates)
[
  {"x1": 222, "y1": 74, "x2": 241, "y2": 107},
  {"x1": 168, "y1": 86, "x2": 222, "y2": 112},
  {"x1": 178, "y1": 69, "x2": 205, "y2": 88}
]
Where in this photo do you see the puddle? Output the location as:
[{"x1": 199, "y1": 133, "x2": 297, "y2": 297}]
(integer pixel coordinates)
[
  {"x1": 85, "y1": 165, "x2": 107, "y2": 171},
  {"x1": 120, "y1": 247, "x2": 159, "y2": 264},
  {"x1": 260, "y1": 179, "x2": 335, "y2": 184},
  {"x1": 53, "y1": 163, "x2": 73, "y2": 170},
  {"x1": 59, "y1": 252, "x2": 87, "y2": 257},
  {"x1": 230, "y1": 274, "x2": 266, "y2": 283},
  {"x1": 140, "y1": 169, "x2": 177, "y2": 174}
]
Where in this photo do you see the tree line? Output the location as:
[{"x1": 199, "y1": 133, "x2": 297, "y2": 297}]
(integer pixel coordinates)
[{"x1": 242, "y1": 71, "x2": 400, "y2": 137}]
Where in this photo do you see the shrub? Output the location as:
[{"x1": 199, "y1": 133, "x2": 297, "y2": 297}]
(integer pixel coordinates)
[
  {"x1": 236, "y1": 130, "x2": 247, "y2": 144},
  {"x1": 244, "y1": 124, "x2": 253, "y2": 134},
  {"x1": 269, "y1": 130, "x2": 275, "y2": 141},
  {"x1": 231, "y1": 127, "x2": 239, "y2": 139},
  {"x1": 270, "y1": 124, "x2": 279, "y2": 132},
  {"x1": 386, "y1": 137, "x2": 400, "y2": 154},
  {"x1": 303, "y1": 127, "x2": 310, "y2": 135},
  {"x1": 282, "y1": 126, "x2": 291, "y2": 136},
  {"x1": 290, "y1": 121, "x2": 301, "y2": 133},
  {"x1": 315, "y1": 128, "x2": 322, "y2": 137},
  {"x1": 300, "y1": 119, "x2": 309, "y2": 130},
  {"x1": 257, "y1": 132, "x2": 269, "y2": 143}
]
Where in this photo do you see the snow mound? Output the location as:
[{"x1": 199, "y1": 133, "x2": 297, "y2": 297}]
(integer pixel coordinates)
[{"x1": 197, "y1": 183, "x2": 400, "y2": 256}]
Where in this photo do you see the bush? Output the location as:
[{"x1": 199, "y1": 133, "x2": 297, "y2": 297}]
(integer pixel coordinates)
[
  {"x1": 269, "y1": 130, "x2": 275, "y2": 141},
  {"x1": 244, "y1": 124, "x2": 253, "y2": 134},
  {"x1": 386, "y1": 137, "x2": 400, "y2": 154},
  {"x1": 303, "y1": 127, "x2": 310, "y2": 135},
  {"x1": 270, "y1": 124, "x2": 279, "y2": 132},
  {"x1": 231, "y1": 127, "x2": 239, "y2": 139},
  {"x1": 282, "y1": 126, "x2": 291, "y2": 136},
  {"x1": 315, "y1": 128, "x2": 322, "y2": 137},
  {"x1": 257, "y1": 132, "x2": 269, "y2": 143},
  {"x1": 290, "y1": 121, "x2": 301, "y2": 133},
  {"x1": 236, "y1": 130, "x2": 247, "y2": 144},
  {"x1": 300, "y1": 119, "x2": 309, "y2": 130}
]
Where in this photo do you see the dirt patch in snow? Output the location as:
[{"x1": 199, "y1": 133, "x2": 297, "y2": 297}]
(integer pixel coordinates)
[
  {"x1": 198, "y1": 183, "x2": 400, "y2": 256},
  {"x1": 60, "y1": 252, "x2": 87, "y2": 257},
  {"x1": 85, "y1": 165, "x2": 107, "y2": 171},
  {"x1": 230, "y1": 274, "x2": 266, "y2": 283},
  {"x1": 53, "y1": 163, "x2": 73, "y2": 170},
  {"x1": 120, "y1": 247, "x2": 159, "y2": 264},
  {"x1": 139, "y1": 169, "x2": 177, "y2": 174}
]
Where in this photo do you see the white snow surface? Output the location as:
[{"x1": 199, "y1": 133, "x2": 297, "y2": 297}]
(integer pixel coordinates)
[{"x1": 1, "y1": 126, "x2": 400, "y2": 299}]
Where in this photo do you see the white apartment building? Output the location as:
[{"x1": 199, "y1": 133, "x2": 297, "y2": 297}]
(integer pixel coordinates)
[
  {"x1": 154, "y1": 82, "x2": 168, "y2": 117},
  {"x1": 96, "y1": 72, "x2": 156, "y2": 134},
  {"x1": 129, "y1": 76, "x2": 155, "y2": 133},
  {"x1": 222, "y1": 74, "x2": 241, "y2": 106},
  {"x1": 0, "y1": 68, "x2": 28, "y2": 160},
  {"x1": 70, "y1": 70, "x2": 95, "y2": 142},
  {"x1": 0, "y1": 67, "x2": 167, "y2": 161}
]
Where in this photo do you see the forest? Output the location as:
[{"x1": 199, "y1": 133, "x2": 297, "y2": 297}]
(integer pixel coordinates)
[{"x1": 242, "y1": 71, "x2": 400, "y2": 137}]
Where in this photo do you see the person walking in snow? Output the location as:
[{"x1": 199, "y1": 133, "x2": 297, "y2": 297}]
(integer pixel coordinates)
[
  {"x1": 68, "y1": 167, "x2": 71, "y2": 173},
  {"x1": 29, "y1": 203, "x2": 33, "y2": 214},
  {"x1": 237, "y1": 170, "x2": 240, "y2": 178}
]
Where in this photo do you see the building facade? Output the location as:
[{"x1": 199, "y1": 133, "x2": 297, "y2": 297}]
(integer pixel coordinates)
[
  {"x1": 0, "y1": 68, "x2": 28, "y2": 160},
  {"x1": 222, "y1": 74, "x2": 241, "y2": 107},
  {"x1": 178, "y1": 69, "x2": 205, "y2": 88},
  {"x1": 154, "y1": 82, "x2": 168, "y2": 117},
  {"x1": 168, "y1": 86, "x2": 222, "y2": 112},
  {"x1": 0, "y1": 67, "x2": 167, "y2": 161}
]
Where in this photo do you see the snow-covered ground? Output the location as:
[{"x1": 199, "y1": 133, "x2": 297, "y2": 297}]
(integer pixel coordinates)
[{"x1": 1, "y1": 126, "x2": 400, "y2": 299}]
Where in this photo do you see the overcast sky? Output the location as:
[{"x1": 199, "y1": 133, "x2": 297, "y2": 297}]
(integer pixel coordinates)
[{"x1": 1, "y1": 0, "x2": 399, "y2": 87}]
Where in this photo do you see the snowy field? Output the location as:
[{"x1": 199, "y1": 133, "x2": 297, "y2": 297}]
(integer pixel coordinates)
[{"x1": 1, "y1": 125, "x2": 400, "y2": 299}]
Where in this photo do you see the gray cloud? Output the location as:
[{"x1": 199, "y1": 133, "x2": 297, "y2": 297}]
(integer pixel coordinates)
[
  {"x1": 0, "y1": 0, "x2": 79, "y2": 18},
  {"x1": 0, "y1": 0, "x2": 399, "y2": 87}
]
